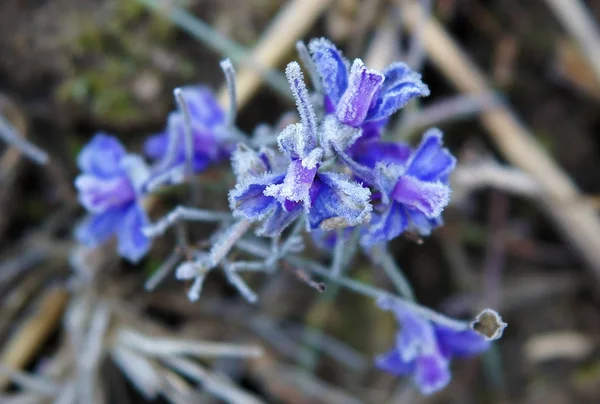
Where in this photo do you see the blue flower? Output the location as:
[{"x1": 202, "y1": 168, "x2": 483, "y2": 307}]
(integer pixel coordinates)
[
  {"x1": 358, "y1": 128, "x2": 456, "y2": 247},
  {"x1": 229, "y1": 63, "x2": 372, "y2": 237},
  {"x1": 144, "y1": 86, "x2": 233, "y2": 173},
  {"x1": 309, "y1": 38, "x2": 429, "y2": 131},
  {"x1": 75, "y1": 134, "x2": 151, "y2": 262},
  {"x1": 375, "y1": 296, "x2": 490, "y2": 395}
]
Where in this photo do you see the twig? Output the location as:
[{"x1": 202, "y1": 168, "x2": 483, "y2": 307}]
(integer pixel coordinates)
[{"x1": 402, "y1": 1, "x2": 600, "y2": 280}]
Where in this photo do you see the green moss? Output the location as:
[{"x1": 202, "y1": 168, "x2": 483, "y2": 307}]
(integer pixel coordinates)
[{"x1": 56, "y1": 0, "x2": 192, "y2": 125}]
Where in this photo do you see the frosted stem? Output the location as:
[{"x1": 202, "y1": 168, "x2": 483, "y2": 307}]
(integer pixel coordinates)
[
  {"x1": 223, "y1": 262, "x2": 258, "y2": 303},
  {"x1": 369, "y1": 245, "x2": 415, "y2": 301},
  {"x1": 143, "y1": 206, "x2": 231, "y2": 238},
  {"x1": 173, "y1": 88, "x2": 194, "y2": 178},
  {"x1": 296, "y1": 41, "x2": 323, "y2": 93},
  {"x1": 0, "y1": 114, "x2": 49, "y2": 165},
  {"x1": 206, "y1": 219, "x2": 252, "y2": 269},
  {"x1": 145, "y1": 250, "x2": 182, "y2": 291},
  {"x1": 220, "y1": 59, "x2": 237, "y2": 128},
  {"x1": 236, "y1": 239, "x2": 470, "y2": 331}
]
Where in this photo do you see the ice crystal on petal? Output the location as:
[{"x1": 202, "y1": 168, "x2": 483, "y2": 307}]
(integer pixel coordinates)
[
  {"x1": 231, "y1": 144, "x2": 270, "y2": 181},
  {"x1": 285, "y1": 62, "x2": 318, "y2": 154},
  {"x1": 308, "y1": 38, "x2": 428, "y2": 139},
  {"x1": 335, "y1": 59, "x2": 384, "y2": 127}
]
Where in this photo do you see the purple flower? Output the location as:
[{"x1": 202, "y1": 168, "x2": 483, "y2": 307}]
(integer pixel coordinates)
[
  {"x1": 357, "y1": 128, "x2": 456, "y2": 247},
  {"x1": 144, "y1": 86, "x2": 233, "y2": 173},
  {"x1": 75, "y1": 134, "x2": 151, "y2": 262},
  {"x1": 228, "y1": 63, "x2": 372, "y2": 236},
  {"x1": 375, "y1": 297, "x2": 490, "y2": 395},
  {"x1": 309, "y1": 38, "x2": 429, "y2": 131}
]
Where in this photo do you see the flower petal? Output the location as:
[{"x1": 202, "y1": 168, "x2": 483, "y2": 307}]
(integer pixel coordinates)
[
  {"x1": 360, "y1": 201, "x2": 409, "y2": 247},
  {"x1": 376, "y1": 297, "x2": 439, "y2": 361},
  {"x1": 310, "y1": 228, "x2": 353, "y2": 251},
  {"x1": 75, "y1": 209, "x2": 123, "y2": 247},
  {"x1": 392, "y1": 176, "x2": 451, "y2": 218},
  {"x1": 435, "y1": 326, "x2": 490, "y2": 358},
  {"x1": 320, "y1": 115, "x2": 363, "y2": 158},
  {"x1": 264, "y1": 158, "x2": 319, "y2": 206},
  {"x1": 231, "y1": 144, "x2": 269, "y2": 181},
  {"x1": 256, "y1": 204, "x2": 302, "y2": 237},
  {"x1": 77, "y1": 133, "x2": 126, "y2": 178},
  {"x1": 336, "y1": 59, "x2": 384, "y2": 127},
  {"x1": 350, "y1": 140, "x2": 412, "y2": 169},
  {"x1": 117, "y1": 204, "x2": 151, "y2": 263},
  {"x1": 178, "y1": 85, "x2": 225, "y2": 126},
  {"x1": 120, "y1": 154, "x2": 151, "y2": 194},
  {"x1": 144, "y1": 132, "x2": 168, "y2": 160},
  {"x1": 365, "y1": 62, "x2": 430, "y2": 122},
  {"x1": 148, "y1": 111, "x2": 223, "y2": 172},
  {"x1": 406, "y1": 129, "x2": 456, "y2": 182},
  {"x1": 375, "y1": 349, "x2": 415, "y2": 376},
  {"x1": 307, "y1": 172, "x2": 372, "y2": 231},
  {"x1": 382, "y1": 62, "x2": 419, "y2": 87},
  {"x1": 414, "y1": 354, "x2": 451, "y2": 395},
  {"x1": 277, "y1": 123, "x2": 305, "y2": 160},
  {"x1": 407, "y1": 208, "x2": 443, "y2": 236},
  {"x1": 308, "y1": 38, "x2": 348, "y2": 106},
  {"x1": 229, "y1": 173, "x2": 284, "y2": 220},
  {"x1": 75, "y1": 174, "x2": 135, "y2": 213}
]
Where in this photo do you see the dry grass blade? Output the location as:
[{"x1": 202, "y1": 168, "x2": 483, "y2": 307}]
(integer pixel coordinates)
[
  {"x1": 218, "y1": 0, "x2": 334, "y2": 110},
  {"x1": 116, "y1": 328, "x2": 263, "y2": 359},
  {"x1": 161, "y1": 356, "x2": 265, "y2": 404},
  {"x1": 544, "y1": 0, "x2": 600, "y2": 87},
  {"x1": 402, "y1": 1, "x2": 600, "y2": 280},
  {"x1": 0, "y1": 286, "x2": 69, "y2": 391}
]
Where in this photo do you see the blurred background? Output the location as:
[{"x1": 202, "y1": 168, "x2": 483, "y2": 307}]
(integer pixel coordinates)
[{"x1": 1, "y1": 0, "x2": 600, "y2": 403}]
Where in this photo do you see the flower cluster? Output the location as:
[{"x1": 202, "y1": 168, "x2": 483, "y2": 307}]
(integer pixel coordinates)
[
  {"x1": 71, "y1": 37, "x2": 505, "y2": 396},
  {"x1": 229, "y1": 38, "x2": 453, "y2": 248},
  {"x1": 229, "y1": 62, "x2": 374, "y2": 236},
  {"x1": 75, "y1": 87, "x2": 231, "y2": 262}
]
